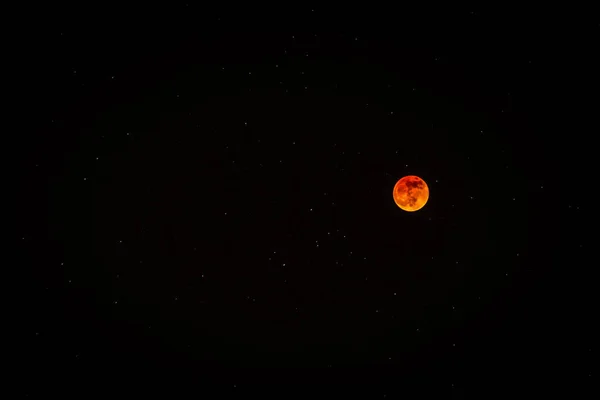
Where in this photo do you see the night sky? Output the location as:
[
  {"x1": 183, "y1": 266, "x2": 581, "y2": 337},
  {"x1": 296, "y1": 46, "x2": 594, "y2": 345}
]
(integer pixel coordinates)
[{"x1": 17, "y1": 5, "x2": 595, "y2": 397}]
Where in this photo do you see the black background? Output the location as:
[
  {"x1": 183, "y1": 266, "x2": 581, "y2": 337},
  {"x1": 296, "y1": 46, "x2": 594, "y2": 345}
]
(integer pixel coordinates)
[{"x1": 16, "y1": 4, "x2": 595, "y2": 397}]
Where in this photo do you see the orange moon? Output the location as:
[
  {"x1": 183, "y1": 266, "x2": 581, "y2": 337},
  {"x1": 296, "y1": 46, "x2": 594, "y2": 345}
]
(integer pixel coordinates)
[{"x1": 393, "y1": 175, "x2": 429, "y2": 212}]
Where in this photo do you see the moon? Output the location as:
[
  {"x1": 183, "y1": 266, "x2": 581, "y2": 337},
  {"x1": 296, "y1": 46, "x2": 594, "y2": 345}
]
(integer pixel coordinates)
[{"x1": 393, "y1": 175, "x2": 429, "y2": 212}]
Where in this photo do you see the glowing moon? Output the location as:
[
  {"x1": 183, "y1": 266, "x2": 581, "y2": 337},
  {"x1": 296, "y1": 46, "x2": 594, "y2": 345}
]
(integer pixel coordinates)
[{"x1": 393, "y1": 175, "x2": 429, "y2": 212}]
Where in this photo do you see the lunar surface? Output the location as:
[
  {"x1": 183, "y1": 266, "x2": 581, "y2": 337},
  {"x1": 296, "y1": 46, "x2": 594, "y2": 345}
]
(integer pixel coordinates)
[{"x1": 393, "y1": 175, "x2": 429, "y2": 212}]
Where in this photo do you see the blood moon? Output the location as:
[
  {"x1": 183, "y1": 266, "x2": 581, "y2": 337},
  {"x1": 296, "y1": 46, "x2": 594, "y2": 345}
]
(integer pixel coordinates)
[{"x1": 393, "y1": 175, "x2": 429, "y2": 212}]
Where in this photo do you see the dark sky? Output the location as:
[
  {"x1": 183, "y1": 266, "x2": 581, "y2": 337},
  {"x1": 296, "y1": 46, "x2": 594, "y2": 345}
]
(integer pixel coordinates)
[{"x1": 16, "y1": 5, "x2": 595, "y2": 397}]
